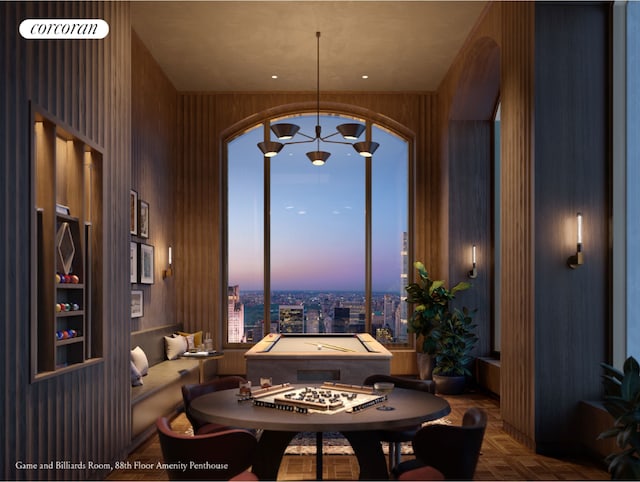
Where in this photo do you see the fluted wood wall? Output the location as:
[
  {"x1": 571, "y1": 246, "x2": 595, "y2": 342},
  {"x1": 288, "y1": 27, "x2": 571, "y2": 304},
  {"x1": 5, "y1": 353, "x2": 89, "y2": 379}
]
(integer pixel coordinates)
[
  {"x1": 1, "y1": 2, "x2": 132, "y2": 479},
  {"x1": 438, "y1": 1, "x2": 611, "y2": 452},
  {"x1": 130, "y1": 31, "x2": 177, "y2": 332},
  {"x1": 175, "y1": 93, "x2": 440, "y2": 373}
]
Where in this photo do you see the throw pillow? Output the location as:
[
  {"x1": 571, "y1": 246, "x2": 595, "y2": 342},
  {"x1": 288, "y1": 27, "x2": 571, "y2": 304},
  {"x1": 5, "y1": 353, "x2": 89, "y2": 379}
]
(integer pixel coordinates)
[
  {"x1": 130, "y1": 346, "x2": 149, "y2": 376},
  {"x1": 164, "y1": 334, "x2": 187, "y2": 360},
  {"x1": 177, "y1": 330, "x2": 203, "y2": 347},
  {"x1": 130, "y1": 360, "x2": 143, "y2": 386}
]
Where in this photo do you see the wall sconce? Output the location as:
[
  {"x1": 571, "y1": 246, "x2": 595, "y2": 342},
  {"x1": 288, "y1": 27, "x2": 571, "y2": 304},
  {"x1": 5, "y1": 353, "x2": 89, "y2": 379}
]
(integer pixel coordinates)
[
  {"x1": 567, "y1": 213, "x2": 584, "y2": 269},
  {"x1": 163, "y1": 246, "x2": 173, "y2": 279},
  {"x1": 468, "y1": 245, "x2": 478, "y2": 279}
]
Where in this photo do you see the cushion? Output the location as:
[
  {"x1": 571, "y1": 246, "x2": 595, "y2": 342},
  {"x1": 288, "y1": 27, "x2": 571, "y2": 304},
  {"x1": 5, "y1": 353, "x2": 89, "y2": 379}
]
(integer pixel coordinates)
[
  {"x1": 130, "y1": 360, "x2": 143, "y2": 386},
  {"x1": 177, "y1": 330, "x2": 203, "y2": 347},
  {"x1": 130, "y1": 346, "x2": 149, "y2": 376},
  {"x1": 164, "y1": 334, "x2": 187, "y2": 360},
  {"x1": 182, "y1": 333, "x2": 195, "y2": 350}
]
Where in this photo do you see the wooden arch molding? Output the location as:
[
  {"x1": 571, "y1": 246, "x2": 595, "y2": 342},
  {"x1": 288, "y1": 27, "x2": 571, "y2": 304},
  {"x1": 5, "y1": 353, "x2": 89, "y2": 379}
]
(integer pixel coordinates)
[
  {"x1": 221, "y1": 100, "x2": 415, "y2": 145},
  {"x1": 450, "y1": 36, "x2": 501, "y2": 121}
]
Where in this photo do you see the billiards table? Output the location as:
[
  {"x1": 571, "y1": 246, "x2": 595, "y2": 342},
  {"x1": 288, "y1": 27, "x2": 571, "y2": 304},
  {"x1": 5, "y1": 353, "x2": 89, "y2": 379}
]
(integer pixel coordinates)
[{"x1": 245, "y1": 333, "x2": 392, "y2": 385}]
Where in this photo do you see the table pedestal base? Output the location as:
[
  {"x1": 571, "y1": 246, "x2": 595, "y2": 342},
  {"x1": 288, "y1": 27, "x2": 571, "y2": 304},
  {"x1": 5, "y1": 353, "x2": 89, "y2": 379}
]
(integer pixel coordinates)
[{"x1": 251, "y1": 430, "x2": 388, "y2": 481}]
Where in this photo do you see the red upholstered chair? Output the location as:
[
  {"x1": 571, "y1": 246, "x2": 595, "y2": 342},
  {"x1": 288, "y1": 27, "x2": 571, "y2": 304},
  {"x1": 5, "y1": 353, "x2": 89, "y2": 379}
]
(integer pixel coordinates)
[
  {"x1": 156, "y1": 416, "x2": 257, "y2": 481},
  {"x1": 392, "y1": 407, "x2": 487, "y2": 480},
  {"x1": 363, "y1": 374, "x2": 436, "y2": 470},
  {"x1": 182, "y1": 376, "x2": 247, "y2": 434}
]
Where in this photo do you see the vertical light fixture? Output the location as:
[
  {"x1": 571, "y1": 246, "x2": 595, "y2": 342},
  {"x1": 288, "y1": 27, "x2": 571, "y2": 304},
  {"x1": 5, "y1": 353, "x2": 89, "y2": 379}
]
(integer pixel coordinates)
[
  {"x1": 163, "y1": 245, "x2": 173, "y2": 279},
  {"x1": 468, "y1": 245, "x2": 478, "y2": 279},
  {"x1": 567, "y1": 212, "x2": 584, "y2": 269}
]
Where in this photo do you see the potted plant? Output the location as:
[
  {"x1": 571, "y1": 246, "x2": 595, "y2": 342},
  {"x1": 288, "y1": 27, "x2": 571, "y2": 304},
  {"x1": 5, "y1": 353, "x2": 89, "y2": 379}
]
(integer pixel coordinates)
[
  {"x1": 405, "y1": 261, "x2": 471, "y2": 380},
  {"x1": 598, "y1": 356, "x2": 640, "y2": 480},
  {"x1": 430, "y1": 306, "x2": 478, "y2": 394}
]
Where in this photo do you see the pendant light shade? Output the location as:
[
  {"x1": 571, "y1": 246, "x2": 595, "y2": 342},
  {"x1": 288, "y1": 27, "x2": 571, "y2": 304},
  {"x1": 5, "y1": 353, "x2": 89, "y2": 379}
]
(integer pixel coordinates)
[
  {"x1": 257, "y1": 140, "x2": 284, "y2": 157},
  {"x1": 306, "y1": 151, "x2": 331, "y2": 166},
  {"x1": 271, "y1": 123, "x2": 300, "y2": 140},
  {"x1": 337, "y1": 123, "x2": 366, "y2": 140},
  {"x1": 353, "y1": 141, "x2": 380, "y2": 157}
]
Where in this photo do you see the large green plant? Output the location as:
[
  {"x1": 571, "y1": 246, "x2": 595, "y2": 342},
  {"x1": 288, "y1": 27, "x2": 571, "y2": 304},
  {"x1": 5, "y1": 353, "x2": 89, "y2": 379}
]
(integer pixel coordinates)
[
  {"x1": 405, "y1": 261, "x2": 470, "y2": 354},
  {"x1": 431, "y1": 307, "x2": 478, "y2": 376},
  {"x1": 599, "y1": 356, "x2": 640, "y2": 480}
]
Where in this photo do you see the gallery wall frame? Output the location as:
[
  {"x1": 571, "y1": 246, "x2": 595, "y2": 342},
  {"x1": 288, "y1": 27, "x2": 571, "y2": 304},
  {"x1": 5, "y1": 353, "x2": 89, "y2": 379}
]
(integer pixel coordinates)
[
  {"x1": 138, "y1": 200, "x2": 149, "y2": 239},
  {"x1": 130, "y1": 241, "x2": 138, "y2": 283},
  {"x1": 130, "y1": 190, "x2": 138, "y2": 235},
  {"x1": 139, "y1": 243, "x2": 154, "y2": 284},
  {"x1": 131, "y1": 290, "x2": 144, "y2": 318}
]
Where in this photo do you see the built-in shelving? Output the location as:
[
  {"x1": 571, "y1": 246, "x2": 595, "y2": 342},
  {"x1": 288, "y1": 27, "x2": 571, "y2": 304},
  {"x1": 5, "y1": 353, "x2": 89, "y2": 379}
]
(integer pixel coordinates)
[{"x1": 31, "y1": 107, "x2": 104, "y2": 380}]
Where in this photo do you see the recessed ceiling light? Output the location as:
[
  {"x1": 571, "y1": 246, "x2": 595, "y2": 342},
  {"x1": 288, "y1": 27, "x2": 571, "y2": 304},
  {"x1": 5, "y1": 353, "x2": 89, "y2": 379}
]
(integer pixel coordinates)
[
  {"x1": 362, "y1": 75, "x2": 369, "y2": 79},
  {"x1": 272, "y1": 75, "x2": 278, "y2": 79}
]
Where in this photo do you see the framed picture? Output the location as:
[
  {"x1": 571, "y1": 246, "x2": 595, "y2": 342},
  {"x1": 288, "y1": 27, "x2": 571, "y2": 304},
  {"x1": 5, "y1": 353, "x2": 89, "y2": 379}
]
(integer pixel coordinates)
[
  {"x1": 130, "y1": 190, "x2": 138, "y2": 235},
  {"x1": 131, "y1": 290, "x2": 144, "y2": 318},
  {"x1": 138, "y1": 200, "x2": 149, "y2": 239},
  {"x1": 139, "y1": 243, "x2": 154, "y2": 284},
  {"x1": 130, "y1": 241, "x2": 138, "y2": 283}
]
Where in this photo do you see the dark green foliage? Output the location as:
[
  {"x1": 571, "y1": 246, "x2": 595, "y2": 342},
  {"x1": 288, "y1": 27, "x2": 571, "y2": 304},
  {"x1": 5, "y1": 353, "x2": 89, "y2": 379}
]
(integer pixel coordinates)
[
  {"x1": 599, "y1": 356, "x2": 640, "y2": 480},
  {"x1": 405, "y1": 261, "x2": 471, "y2": 355},
  {"x1": 431, "y1": 307, "x2": 478, "y2": 376}
]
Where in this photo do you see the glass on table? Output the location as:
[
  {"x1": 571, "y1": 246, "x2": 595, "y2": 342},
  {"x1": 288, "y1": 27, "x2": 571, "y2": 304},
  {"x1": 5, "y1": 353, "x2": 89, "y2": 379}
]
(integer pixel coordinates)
[
  {"x1": 374, "y1": 382, "x2": 395, "y2": 411},
  {"x1": 260, "y1": 377, "x2": 272, "y2": 388},
  {"x1": 239, "y1": 380, "x2": 252, "y2": 396}
]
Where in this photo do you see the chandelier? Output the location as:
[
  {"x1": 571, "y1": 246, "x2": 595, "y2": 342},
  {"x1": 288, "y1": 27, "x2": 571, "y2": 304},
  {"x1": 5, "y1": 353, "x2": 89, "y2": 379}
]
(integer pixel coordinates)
[{"x1": 258, "y1": 32, "x2": 379, "y2": 166}]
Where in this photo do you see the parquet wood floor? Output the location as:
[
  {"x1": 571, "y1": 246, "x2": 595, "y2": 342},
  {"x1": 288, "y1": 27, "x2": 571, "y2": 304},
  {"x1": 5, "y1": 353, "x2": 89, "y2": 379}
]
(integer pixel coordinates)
[{"x1": 107, "y1": 391, "x2": 609, "y2": 481}]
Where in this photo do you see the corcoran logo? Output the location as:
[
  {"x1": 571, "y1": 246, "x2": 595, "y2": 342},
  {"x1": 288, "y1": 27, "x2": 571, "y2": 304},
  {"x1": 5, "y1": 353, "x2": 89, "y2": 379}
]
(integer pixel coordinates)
[{"x1": 19, "y1": 19, "x2": 109, "y2": 39}]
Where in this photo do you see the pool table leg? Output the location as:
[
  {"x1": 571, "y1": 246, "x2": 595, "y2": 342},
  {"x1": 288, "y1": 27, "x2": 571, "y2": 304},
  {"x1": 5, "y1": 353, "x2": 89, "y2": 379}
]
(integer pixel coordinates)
[
  {"x1": 251, "y1": 430, "x2": 298, "y2": 480},
  {"x1": 342, "y1": 431, "x2": 389, "y2": 480}
]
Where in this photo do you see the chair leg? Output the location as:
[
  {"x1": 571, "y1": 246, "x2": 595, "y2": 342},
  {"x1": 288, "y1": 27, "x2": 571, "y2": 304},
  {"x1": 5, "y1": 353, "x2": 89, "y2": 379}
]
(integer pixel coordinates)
[{"x1": 394, "y1": 442, "x2": 402, "y2": 469}]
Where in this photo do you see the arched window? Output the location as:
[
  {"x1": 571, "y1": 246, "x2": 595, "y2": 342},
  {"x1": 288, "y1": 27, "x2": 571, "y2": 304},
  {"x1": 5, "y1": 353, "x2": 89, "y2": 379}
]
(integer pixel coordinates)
[{"x1": 226, "y1": 113, "x2": 410, "y2": 346}]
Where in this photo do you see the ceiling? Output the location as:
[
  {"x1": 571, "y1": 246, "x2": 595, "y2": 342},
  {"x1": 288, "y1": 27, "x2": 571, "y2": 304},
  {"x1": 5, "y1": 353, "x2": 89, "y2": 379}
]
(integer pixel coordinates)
[{"x1": 130, "y1": 1, "x2": 488, "y2": 92}]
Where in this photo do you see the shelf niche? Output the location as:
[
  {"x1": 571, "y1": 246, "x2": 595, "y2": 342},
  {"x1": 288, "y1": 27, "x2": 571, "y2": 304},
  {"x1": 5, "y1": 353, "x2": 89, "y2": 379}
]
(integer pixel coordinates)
[{"x1": 31, "y1": 107, "x2": 104, "y2": 380}]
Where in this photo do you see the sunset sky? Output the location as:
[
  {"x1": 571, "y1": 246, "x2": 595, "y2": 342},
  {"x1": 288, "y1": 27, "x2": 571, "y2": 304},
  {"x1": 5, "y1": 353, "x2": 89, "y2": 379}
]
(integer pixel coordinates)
[{"x1": 228, "y1": 114, "x2": 408, "y2": 292}]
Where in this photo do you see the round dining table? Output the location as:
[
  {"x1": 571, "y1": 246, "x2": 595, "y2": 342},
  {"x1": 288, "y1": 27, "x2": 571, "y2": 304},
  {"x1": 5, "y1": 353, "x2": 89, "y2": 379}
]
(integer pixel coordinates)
[{"x1": 189, "y1": 383, "x2": 451, "y2": 480}]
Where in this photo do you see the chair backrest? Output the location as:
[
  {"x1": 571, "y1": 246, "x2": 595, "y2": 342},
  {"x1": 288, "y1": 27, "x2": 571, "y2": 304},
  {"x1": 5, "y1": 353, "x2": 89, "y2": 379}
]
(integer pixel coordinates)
[
  {"x1": 363, "y1": 374, "x2": 435, "y2": 394},
  {"x1": 156, "y1": 416, "x2": 257, "y2": 480},
  {"x1": 182, "y1": 376, "x2": 247, "y2": 431},
  {"x1": 411, "y1": 407, "x2": 487, "y2": 480}
]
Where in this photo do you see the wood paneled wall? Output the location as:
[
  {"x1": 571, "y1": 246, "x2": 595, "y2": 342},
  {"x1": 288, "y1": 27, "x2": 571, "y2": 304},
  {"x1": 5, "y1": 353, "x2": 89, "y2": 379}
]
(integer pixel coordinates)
[
  {"x1": 1, "y1": 2, "x2": 132, "y2": 479},
  {"x1": 438, "y1": 1, "x2": 611, "y2": 453},
  {"x1": 131, "y1": 31, "x2": 177, "y2": 332},
  {"x1": 533, "y1": 2, "x2": 609, "y2": 453},
  {"x1": 499, "y1": 1, "x2": 537, "y2": 448}
]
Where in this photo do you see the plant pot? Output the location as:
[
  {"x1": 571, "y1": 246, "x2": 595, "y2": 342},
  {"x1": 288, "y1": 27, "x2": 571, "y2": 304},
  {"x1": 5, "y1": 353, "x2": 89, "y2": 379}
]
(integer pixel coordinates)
[
  {"x1": 433, "y1": 374, "x2": 466, "y2": 395},
  {"x1": 416, "y1": 352, "x2": 434, "y2": 380}
]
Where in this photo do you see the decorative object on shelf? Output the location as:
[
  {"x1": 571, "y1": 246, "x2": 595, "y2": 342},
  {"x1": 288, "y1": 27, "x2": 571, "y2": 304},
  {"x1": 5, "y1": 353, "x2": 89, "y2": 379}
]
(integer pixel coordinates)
[
  {"x1": 257, "y1": 32, "x2": 378, "y2": 166},
  {"x1": 55, "y1": 221, "x2": 75, "y2": 275},
  {"x1": 55, "y1": 203, "x2": 70, "y2": 215},
  {"x1": 131, "y1": 290, "x2": 144, "y2": 318},
  {"x1": 138, "y1": 199, "x2": 149, "y2": 239},
  {"x1": 130, "y1": 241, "x2": 138, "y2": 283},
  {"x1": 163, "y1": 245, "x2": 173, "y2": 279},
  {"x1": 405, "y1": 261, "x2": 471, "y2": 380},
  {"x1": 139, "y1": 243, "x2": 154, "y2": 284},
  {"x1": 599, "y1": 356, "x2": 640, "y2": 479},
  {"x1": 567, "y1": 212, "x2": 584, "y2": 268},
  {"x1": 130, "y1": 189, "x2": 138, "y2": 235}
]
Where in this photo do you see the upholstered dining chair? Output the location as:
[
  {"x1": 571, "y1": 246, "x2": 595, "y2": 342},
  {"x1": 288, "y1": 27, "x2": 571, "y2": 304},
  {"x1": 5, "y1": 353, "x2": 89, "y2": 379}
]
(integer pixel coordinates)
[
  {"x1": 182, "y1": 375, "x2": 247, "y2": 434},
  {"x1": 392, "y1": 407, "x2": 488, "y2": 480},
  {"x1": 156, "y1": 416, "x2": 258, "y2": 480},
  {"x1": 363, "y1": 374, "x2": 436, "y2": 470}
]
